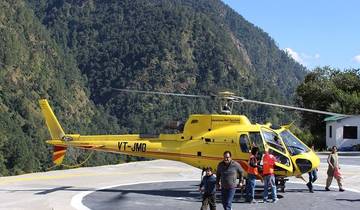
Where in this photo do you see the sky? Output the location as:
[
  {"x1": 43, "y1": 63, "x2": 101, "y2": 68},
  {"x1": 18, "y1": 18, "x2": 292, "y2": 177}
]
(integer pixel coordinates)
[{"x1": 222, "y1": 0, "x2": 360, "y2": 70}]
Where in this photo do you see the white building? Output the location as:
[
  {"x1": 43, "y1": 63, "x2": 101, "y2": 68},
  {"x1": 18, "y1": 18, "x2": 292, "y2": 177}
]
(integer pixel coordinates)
[{"x1": 325, "y1": 115, "x2": 360, "y2": 151}]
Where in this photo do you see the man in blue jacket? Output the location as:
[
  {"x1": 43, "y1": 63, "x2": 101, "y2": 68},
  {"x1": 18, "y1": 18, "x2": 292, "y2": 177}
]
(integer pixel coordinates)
[{"x1": 199, "y1": 167, "x2": 217, "y2": 210}]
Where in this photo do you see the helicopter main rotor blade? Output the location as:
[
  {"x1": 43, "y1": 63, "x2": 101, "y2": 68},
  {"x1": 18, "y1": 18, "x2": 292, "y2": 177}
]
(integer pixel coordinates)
[
  {"x1": 239, "y1": 98, "x2": 349, "y2": 116},
  {"x1": 113, "y1": 88, "x2": 348, "y2": 116},
  {"x1": 112, "y1": 88, "x2": 212, "y2": 99}
]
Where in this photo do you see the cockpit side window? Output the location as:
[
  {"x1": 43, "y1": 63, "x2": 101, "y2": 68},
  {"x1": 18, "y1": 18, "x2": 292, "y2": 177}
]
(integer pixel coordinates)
[{"x1": 239, "y1": 134, "x2": 250, "y2": 152}]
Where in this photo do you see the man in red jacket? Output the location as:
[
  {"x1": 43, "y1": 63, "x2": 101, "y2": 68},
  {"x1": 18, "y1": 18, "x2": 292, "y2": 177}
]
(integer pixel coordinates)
[{"x1": 262, "y1": 148, "x2": 278, "y2": 203}]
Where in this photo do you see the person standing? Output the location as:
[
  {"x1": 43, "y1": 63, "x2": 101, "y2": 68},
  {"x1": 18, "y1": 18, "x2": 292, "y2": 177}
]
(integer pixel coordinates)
[
  {"x1": 325, "y1": 146, "x2": 345, "y2": 192},
  {"x1": 306, "y1": 145, "x2": 318, "y2": 193},
  {"x1": 262, "y1": 148, "x2": 278, "y2": 203},
  {"x1": 199, "y1": 167, "x2": 217, "y2": 210},
  {"x1": 216, "y1": 151, "x2": 243, "y2": 210},
  {"x1": 245, "y1": 147, "x2": 260, "y2": 203}
]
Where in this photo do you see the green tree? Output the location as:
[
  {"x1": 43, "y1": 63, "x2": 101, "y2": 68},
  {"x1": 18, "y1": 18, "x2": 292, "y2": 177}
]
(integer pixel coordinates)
[{"x1": 296, "y1": 67, "x2": 360, "y2": 149}]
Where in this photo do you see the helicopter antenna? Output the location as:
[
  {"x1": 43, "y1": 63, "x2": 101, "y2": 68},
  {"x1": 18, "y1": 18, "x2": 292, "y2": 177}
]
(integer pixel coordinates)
[{"x1": 112, "y1": 88, "x2": 349, "y2": 116}]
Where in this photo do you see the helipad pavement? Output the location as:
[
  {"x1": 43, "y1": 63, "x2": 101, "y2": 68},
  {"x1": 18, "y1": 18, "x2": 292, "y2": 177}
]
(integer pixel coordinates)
[{"x1": 0, "y1": 155, "x2": 360, "y2": 210}]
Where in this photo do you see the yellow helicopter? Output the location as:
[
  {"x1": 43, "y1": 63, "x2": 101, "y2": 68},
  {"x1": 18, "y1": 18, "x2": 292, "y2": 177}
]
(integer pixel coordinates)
[{"x1": 39, "y1": 89, "x2": 346, "y2": 191}]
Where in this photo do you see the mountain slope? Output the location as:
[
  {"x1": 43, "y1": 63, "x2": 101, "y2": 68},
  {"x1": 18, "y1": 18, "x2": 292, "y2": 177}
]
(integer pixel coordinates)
[
  {"x1": 1, "y1": 0, "x2": 308, "y2": 175},
  {"x1": 0, "y1": 0, "x2": 121, "y2": 175},
  {"x1": 27, "y1": 0, "x2": 306, "y2": 129}
]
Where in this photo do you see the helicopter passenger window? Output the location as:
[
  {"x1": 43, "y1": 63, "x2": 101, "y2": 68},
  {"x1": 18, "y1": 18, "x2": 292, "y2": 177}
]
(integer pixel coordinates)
[
  {"x1": 262, "y1": 130, "x2": 286, "y2": 153},
  {"x1": 239, "y1": 134, "x2": 250, "y2": 152}
]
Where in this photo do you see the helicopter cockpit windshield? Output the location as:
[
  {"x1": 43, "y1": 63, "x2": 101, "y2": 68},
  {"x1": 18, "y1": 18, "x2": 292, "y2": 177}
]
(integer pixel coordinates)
[{"x1": 279, "y1": 130, "x2": 310, "y2": 156}]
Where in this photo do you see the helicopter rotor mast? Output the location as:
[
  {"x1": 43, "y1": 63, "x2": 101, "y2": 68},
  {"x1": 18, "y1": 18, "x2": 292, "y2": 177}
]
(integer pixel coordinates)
[{"x1": 112, "y1": 88, "x2": 348, "y2": 116}]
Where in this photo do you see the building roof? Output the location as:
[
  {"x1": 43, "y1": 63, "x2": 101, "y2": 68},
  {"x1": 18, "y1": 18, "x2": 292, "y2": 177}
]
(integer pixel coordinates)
[{"x1": 323, "y1": 115, "x2": 359, "y2": 122}]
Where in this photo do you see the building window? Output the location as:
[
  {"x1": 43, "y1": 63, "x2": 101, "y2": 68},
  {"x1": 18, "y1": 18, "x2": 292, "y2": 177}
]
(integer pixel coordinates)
[
  {"x1": 343, "y1": 126, "x2": 358, "y2": 139},
  {"x1": 329, "y1": 126, "x2": 332, "y2": 138}
]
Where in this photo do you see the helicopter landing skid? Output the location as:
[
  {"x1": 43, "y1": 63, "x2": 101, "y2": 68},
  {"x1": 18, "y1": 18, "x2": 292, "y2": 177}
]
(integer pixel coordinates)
[{"x1": 276, "y1": 177, "x2": 289, "y2": 193}]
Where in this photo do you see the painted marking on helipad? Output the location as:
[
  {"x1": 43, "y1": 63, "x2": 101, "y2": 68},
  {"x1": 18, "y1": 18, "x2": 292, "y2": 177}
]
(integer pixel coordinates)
[
  {"x1": 71, "y1": 179, "x2": 199, "y2": 210},
  {"x1": 72, "y1": 179, "x2": 360, "y2": 210}
]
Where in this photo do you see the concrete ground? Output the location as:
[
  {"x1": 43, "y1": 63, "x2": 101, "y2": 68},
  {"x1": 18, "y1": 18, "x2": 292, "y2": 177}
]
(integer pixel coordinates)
[
  {"x1": 0, "y1": 155, "x2": 360, "y2": 210},
  {"x1": 83, "y1": 181, "x2": 360, "y2": 210}
]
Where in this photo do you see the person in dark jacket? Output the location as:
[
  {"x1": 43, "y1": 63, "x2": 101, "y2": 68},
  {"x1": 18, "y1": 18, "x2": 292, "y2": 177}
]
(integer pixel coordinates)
[
  {"x1": 216, "y1": 151, "x2": 243, "y2": 210},
  {"x1": 306, "y1": 145, "x2": 318, "y2": 193},
  {"x1": 199, "y1": 167, "x2": 217, "y2": 210}
]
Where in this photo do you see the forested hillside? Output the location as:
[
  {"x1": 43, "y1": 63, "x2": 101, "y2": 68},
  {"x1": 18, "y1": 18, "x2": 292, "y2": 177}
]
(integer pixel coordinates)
[
  {"x1": 28, "y1": 0, "x2": 306, "y2": 129},
  {"x1": 0, "y1": 0, "x2": 121, "y2": 175},
  {"x1": 1, "y1": 0, "x2": 307, "y2": 175}
]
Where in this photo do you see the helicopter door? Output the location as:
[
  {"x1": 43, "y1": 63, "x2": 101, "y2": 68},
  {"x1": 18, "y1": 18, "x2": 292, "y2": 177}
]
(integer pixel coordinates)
[
  {"x1": 261, "y1": 128, "x2": 293, "y2": 175},
  {"x1": 248, "y1": 132, "x2": 265, "y2": 155}
]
